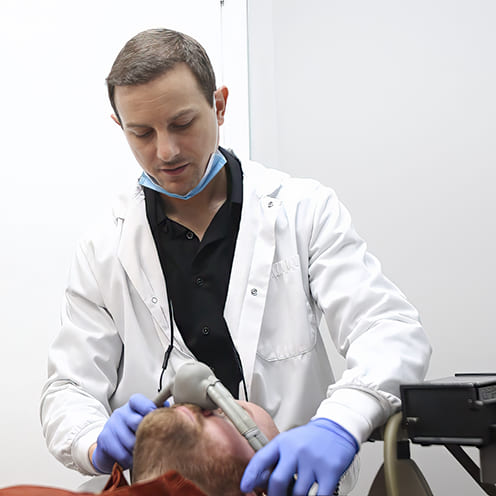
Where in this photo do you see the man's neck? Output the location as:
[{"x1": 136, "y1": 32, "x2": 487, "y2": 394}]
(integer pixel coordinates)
[{"x1": 160, "y1": 166, "x2": 227, "y2": 241}]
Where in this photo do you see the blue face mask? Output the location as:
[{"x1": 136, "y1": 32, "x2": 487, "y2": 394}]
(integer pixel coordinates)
[{"x1": 138, "y1": 149, "x2": 227, "y2": 200}]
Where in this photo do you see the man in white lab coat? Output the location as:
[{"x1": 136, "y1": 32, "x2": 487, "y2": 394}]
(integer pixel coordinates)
[{"x1": 40, "y1": 28, "x2": 431, "y2": 496}]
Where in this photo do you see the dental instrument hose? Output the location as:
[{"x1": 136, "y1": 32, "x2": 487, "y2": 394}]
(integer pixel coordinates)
[{"x1": 154, "y1": 361, "x2": 269, "y2": 451}]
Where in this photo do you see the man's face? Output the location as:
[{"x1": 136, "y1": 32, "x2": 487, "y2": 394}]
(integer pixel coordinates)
[
  {"x1": 132, "y1": 400, "x2": 278, "y2": 494},
  {"x1": 113, "y1": 63, "x2": 227, "y2": 196}
]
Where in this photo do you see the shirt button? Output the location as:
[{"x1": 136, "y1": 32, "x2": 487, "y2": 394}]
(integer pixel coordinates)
[
  {"x1": 151, "y1": 297, "x2": 158, "y2": 304},
  {"x1": 186, "y1": 231, "x2": 194, "y2": 240},
  {"x1": 267, "y1": 201, "x2": 274, "y2": 208},
  {"x1": 251, "y1": 288, "x2": 258, "y2": 296},
  {"x1": 195, "y1": 277, "x2": 205, "y2": 287},
  {"x1": 202, "y1": 326, "x2": 210, "y2": 336}
]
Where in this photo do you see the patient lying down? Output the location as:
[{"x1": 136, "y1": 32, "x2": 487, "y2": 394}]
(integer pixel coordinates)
[
  {"x1": 0, "y1": 401, "x2": 279, "y2": 495},
  {"x1": 133, "y1": 400, "x2": 279, "y2": 494}
]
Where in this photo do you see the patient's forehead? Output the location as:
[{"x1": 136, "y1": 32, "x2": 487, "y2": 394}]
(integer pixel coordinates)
[{"x1": 235, "y1": 400, "x2": 279, "y2": 440}]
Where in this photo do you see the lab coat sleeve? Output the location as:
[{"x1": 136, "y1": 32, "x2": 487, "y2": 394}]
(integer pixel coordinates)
[
  {"x1": 306, "y1": 185, "x2": 431, "y2": 443},
  {"x1": 40, "y1": 237, "x2": 123, "y2": 475}
]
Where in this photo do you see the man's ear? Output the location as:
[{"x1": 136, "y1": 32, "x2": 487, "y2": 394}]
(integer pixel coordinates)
[
  {"x1": 111, "y1": 114, "x2": 122, "y2": 127},
  {"x1": 214, "y1": 86, "x2": 229, "y2": 125}
]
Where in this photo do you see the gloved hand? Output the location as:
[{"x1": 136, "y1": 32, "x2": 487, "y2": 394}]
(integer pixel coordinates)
[
  {"x1": 92, "y1": 393, "x2": 166, "y2": 473},
  {"x1": 240, "y1": 418, "x2": 359, "y2": 496}
]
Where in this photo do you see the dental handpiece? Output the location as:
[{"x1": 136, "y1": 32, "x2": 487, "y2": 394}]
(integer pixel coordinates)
[{"x1": 153, "y1": 361, "x2": 269, "y2": 452}]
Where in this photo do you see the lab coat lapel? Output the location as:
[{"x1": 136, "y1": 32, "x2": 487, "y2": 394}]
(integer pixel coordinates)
[
  {"x1": 115, "y1": 190, "x2": 170, "y2": 338},
  {"x1": 225, "y1": 162, "x2": 282, "y2": 395}
]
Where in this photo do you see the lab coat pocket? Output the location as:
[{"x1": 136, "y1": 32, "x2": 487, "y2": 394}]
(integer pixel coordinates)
[{"x1": 257, "y1": 255, "x2": 317, "y2": 362}]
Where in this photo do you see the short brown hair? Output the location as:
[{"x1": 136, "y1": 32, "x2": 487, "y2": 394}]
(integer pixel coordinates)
[
  {"x1": 106, "y1": 28, "x2": 216, "y2": 122},
  {"x1": 133, "y1": 405, "x2": 247, "y2": 496}
]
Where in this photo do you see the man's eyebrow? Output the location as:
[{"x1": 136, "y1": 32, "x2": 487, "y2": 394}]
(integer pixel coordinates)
[
  {"x1": 124, "y1": 109, "x2": 197, "y2": 130},
  {"x1": 170, "y1": 108, "x2": 197, "y2": 120},
  {"x1": 124, "y1": 122, "x2": 150, "y2": 129}
]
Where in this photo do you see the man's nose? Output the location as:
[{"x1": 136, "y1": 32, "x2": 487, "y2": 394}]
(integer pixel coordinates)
[{"x1": 156, "y1": 131, "x2": 180, "y2": 163}]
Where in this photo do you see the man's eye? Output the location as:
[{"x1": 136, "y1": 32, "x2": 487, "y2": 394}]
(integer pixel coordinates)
[
  {"x1": 172, "y1": 120, "x2": 193, "y2": 130},
  {"x1": 134, "y1": 130, "x2": 153, "y2": 138}
]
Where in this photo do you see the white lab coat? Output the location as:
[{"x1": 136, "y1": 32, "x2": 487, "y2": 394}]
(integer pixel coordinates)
[{"x1": 40, "y1": 158, "x2": 430, "y2": 476}]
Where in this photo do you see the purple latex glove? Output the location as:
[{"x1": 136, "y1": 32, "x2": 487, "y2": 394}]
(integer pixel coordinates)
[
  {"x1": 92, "y1": 393, "x2": 167, "y2": 473},
  {"x1": 240, "y1": 418, "x2": 358, "y2": 496}
]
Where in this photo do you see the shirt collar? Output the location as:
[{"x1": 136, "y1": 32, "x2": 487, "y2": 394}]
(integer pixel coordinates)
[{"x1": 221, "y1": 147, "x2": 242, "y2": 206}]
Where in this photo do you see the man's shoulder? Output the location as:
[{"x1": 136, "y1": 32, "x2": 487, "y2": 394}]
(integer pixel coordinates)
[
  {"x1": 240, "y1": 157, "x2": 334, "y2": 203},
  {"x1": 78, "y1": 182, "x2": 144, "y2": 248},
  {"x1": 111, "y1": 182, "x2": 144, "y2": 221}
]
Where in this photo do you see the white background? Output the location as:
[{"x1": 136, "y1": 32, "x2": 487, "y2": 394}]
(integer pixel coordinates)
[
  {"x1": 1, "y1": 0, "x2": 495, "y2": 494},
  {"x1": 248, "y1": 1, "x2": 496, "y2": 495}
]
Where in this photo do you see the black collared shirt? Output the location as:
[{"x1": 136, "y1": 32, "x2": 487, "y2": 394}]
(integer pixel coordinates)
[{"x1": 144, "y1": 149, "x2": 244, "y2": 397}]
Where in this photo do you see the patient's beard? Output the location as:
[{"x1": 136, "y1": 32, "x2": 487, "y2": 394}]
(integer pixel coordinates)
[{"x1": 133, "y1": 404, "x2": 249, "y2": 496}]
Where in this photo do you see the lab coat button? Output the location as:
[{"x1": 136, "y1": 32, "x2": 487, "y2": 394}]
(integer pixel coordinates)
[
  {"x1": 151, "y1": 297, "x2": 158, "y2": 304},
  {"x1": 251, "y1": 288, "x2": 258, "y2": 296},
  {"x1": 267, "y1": 201, "x2": 274, "y2": 208},
  {"x1": 186, "y1": 231, "x2": 194, "y2": 240},
  {"x1": 202, "y1": 326, "x2": 210, "y2": 336}
]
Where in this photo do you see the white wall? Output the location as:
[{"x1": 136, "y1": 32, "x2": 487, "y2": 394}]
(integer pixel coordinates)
[
  {"x1": 248, "y1": 0, "x2": 496, "y2": 494},
  {"x1": 0, "y1": 0, "x2": 247, "y2": 489}
]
